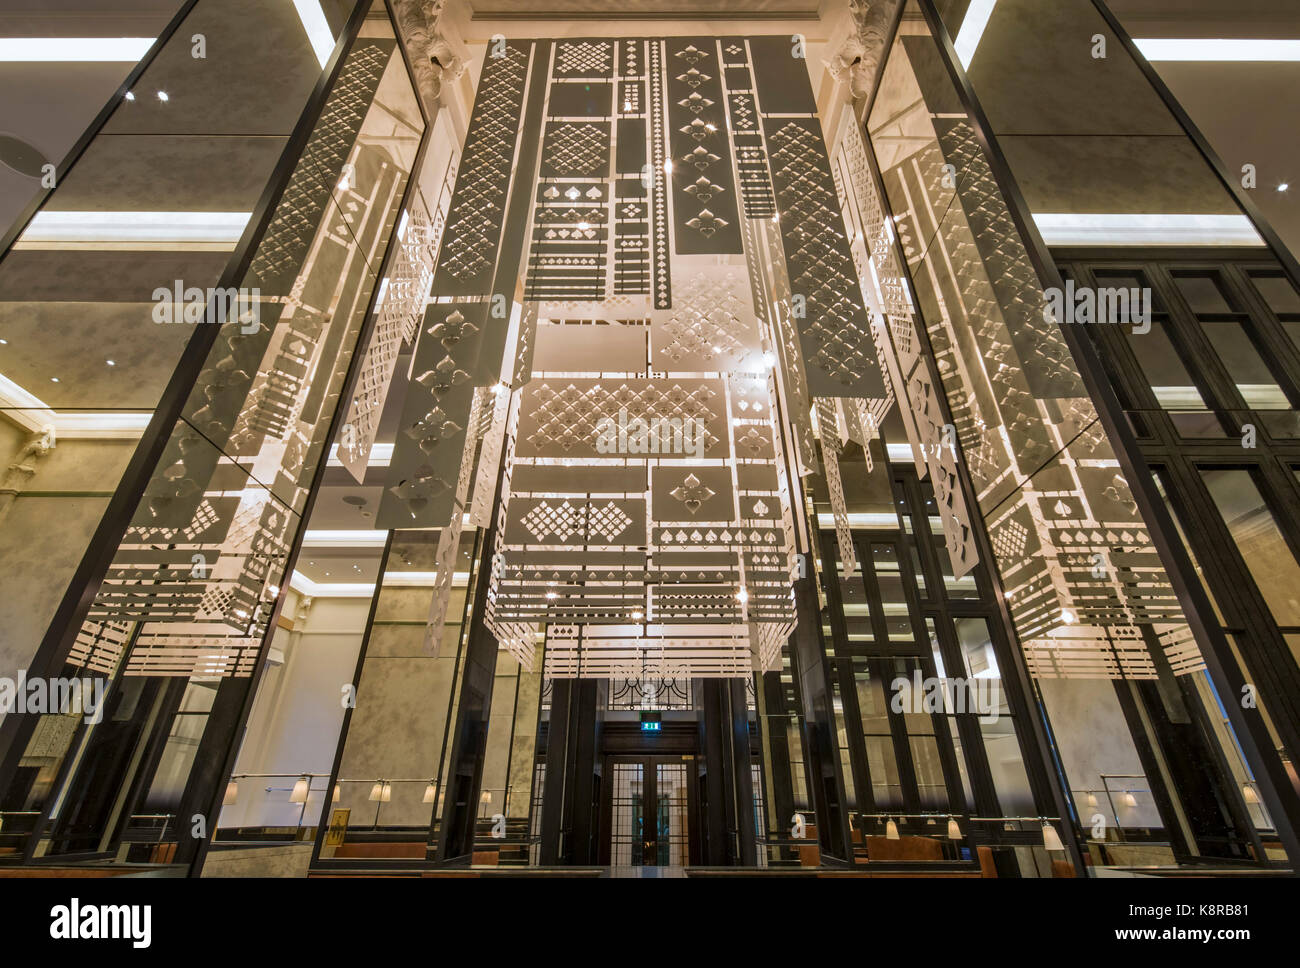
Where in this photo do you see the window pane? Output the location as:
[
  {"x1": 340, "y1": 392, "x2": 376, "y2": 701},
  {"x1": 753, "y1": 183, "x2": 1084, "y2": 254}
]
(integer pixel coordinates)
[
  {"x1": 1248, "y1": 271, "x2": 1300, "y2": 314},
  {"x1": 1201, "y1": 469, "x2": 1300, "y2": 626},
  {"x1": 980, "y1": 718, "x2": 1036, "y2": 816},
  {"x1": 910, "y1": 736, "x2": 948, "y2": 810},
  {"x1": 1200, "y1": 320, "x2": 1288, "y2": 409},
  {"x1": 1173, "y1": 271, "x2": 1233, "y2": 313},
  {"x1": 1126, "y1": 321, "x2": 1205, "y2": 410}
]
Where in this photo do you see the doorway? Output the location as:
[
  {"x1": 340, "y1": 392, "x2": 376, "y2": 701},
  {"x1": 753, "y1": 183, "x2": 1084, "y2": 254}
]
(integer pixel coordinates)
[{"x1": 605, "y1": 756, "x2": 690, "y2": 868}]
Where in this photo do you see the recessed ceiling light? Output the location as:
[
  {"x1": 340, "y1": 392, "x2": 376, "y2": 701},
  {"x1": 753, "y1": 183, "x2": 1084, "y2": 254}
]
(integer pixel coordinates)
[
  {"x1": 106, "y1": 360, "x2": 115, "y2": 366},
  {"x1": 1279, "y1": 183, "x2": 1290, "y2": 192},
  {"x1": 0, "y1": 338, "x2": 7, "y2": 344},
  {"x1": 50, "y1": 377, "x2": 59, "y2": 382},
  {"x1": 124, "y1": 91, "x2": 135, "y2": 101},
  {"x1": 156, "y1": 91, "x2": 168, "y2": 102}
]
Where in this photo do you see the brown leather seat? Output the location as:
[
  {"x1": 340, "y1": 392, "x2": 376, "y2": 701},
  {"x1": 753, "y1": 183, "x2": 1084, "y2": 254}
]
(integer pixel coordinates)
[{"x1": 863, "y1": 835, "x2": 944, "y2": 861}]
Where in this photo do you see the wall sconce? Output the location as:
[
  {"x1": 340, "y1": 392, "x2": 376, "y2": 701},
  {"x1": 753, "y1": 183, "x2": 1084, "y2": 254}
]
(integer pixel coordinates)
[
  {"x1": 1242, "y1": 783, "x2": 1260, "y2": 805},
  {"x1": 885, "y1": 819, "x2": 900, "y2": 840},
  {"x1": 1086, "y1": 792, "x2": 1098, "y2": 808},
  {"x1": 423, "y1": 781, "x2": 437, "y2": 804},
  {"x1": 1122, "y1": 792, "x2": 1138, "y2": 808},
  {"x1": 332, "y1": 783, "x2": 340, "y2": 803},
  {"x1": 1041, "y1": 822, "x2": 1064, "y2": 852},
  {"x1": 289, "y1": 776, "x2": 311, "y2": 804},
  {"x1": 223, "y1": 779, "x2": 239, "y2": 806},
  {"x1": 947, "y1": 818, "x2": 962, "y2": 840}
]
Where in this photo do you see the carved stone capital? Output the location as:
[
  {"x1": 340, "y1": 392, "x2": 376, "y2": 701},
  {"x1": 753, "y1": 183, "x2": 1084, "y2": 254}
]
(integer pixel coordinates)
[{"x1": 390, "y1": 0, "x2": 453, "y2": 112}]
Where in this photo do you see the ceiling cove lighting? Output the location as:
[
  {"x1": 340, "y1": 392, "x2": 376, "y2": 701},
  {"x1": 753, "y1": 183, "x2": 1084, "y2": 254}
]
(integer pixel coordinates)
[
  {"x1": 302, "y1": 529, "x2": 389, "y2": 548},
  {"x1": 293, "y1": 0, "x2": 336, "y2": 69},
  {"x1": 0, "y1": 372, "x2": 151, "y2": 438},
  {"x1": 953, "y1": 0, "x2": 998, "y2": 69},
  {"x1": 20, "y1": 211, "x2": 250, "y2": 246},
  {"x1": 327, "y1": 441, "x2": 394, "y2": 466},
  {"x1": 1133, "y1": 38, "x2": 1300, "y2": 62},
  {"x1": 0, "y1": 38, "x2": 154, "y2": 62},
  {"x1": 1033, "y1": 213, "x2": 1264, "y2": 247}
]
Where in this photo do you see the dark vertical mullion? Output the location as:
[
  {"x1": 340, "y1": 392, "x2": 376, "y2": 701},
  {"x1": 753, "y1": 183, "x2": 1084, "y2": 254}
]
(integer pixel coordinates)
[
  {"x1": 889, "y1": 516, "x2": 964, "y2": 814},
  {"x1": 1070, "y1": 263, "x2": 1166, "y2": 416},
  {"x1": 1148, "y1": 264, "x2": 1255, "y2": 414},
  {"x1": 1161, "y1": 459, "x2": 1300, "y2": 759},
  {"x1": 814, "y1": 526, "x2": 872, "y2": 818},
  {"x1": 1225, "y1": 262, "x2": 1300, "y2": 402},
  {"x1": 858, "y1": 542, "x2": 921, "y2": 812}
]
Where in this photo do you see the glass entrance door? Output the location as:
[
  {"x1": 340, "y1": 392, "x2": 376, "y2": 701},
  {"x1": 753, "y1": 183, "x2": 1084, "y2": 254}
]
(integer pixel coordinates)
[{"x1": 607, "y1": 758, "x2": 689, "y2": 867}]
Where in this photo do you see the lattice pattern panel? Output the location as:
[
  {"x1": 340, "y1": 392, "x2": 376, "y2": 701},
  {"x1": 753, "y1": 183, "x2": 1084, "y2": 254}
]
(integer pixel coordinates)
[
  {"x1": 431, "y1": 42, "x2": 530, "y2": 296},
  {"x1": 338, "y1": 193, "x2": 441, "y2": 483},
  {"x1": 765, "y1": 116, "x2": 884, "y2": 399}
]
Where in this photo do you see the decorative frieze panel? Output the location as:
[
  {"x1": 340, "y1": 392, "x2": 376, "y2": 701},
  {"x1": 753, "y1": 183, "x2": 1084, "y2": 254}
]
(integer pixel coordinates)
[{"x1": 665, "y1": 39, "x2": 742, "y2": 256}]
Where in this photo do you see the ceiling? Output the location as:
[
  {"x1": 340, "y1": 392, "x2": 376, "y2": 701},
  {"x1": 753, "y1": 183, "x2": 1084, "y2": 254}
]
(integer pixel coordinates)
[
  {"x1": 0, "y1": 1, "x2": 185, "y2": 234},
  {"x1": 1106, "y1": 0, "x2": 1300, "y2": 255}
]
